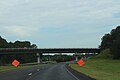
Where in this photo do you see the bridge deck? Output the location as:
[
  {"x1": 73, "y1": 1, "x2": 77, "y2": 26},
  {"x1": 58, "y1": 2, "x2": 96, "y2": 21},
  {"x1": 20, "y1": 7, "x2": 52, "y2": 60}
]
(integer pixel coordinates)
[{"x1": 0, "y1": 48, "x2": 100, "y2": 54}]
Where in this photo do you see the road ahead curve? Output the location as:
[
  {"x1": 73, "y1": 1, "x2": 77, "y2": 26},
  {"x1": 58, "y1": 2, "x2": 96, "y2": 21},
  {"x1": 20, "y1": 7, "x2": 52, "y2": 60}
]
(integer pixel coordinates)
[{"x1": 0, "y1": 63, "x2": 79, "y2": 80}]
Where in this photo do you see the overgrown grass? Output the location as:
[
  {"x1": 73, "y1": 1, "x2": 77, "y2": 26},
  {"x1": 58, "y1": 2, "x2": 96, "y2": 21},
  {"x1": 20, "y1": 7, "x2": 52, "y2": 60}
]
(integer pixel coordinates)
[{"x1": 70, "y1": 49, "x2": 120, "y2": 80}]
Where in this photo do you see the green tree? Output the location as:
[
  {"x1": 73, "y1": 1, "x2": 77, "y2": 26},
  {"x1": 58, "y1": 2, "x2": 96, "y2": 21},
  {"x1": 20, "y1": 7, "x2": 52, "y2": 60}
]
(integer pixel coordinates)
[
  {"x1": 0, "y1": 36, "x2": 38, "y2": 65},
  {"x1": 0, "y1": 36, "x2": 9, "y2": 48},
  {"x1": 100, "y1": 33, "x2": 112, "y2": 50},
  {"x1": 110, "y1": 26, "x2": 120, "y2": 59},
  {"x1": 100, "y1": 26, "x2": 120, "y2": 59}
]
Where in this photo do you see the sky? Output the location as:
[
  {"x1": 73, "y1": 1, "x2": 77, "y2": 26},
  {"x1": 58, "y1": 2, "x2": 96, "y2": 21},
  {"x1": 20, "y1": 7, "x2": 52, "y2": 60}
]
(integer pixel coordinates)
[{"x1": 0, "y1": 0, "x2": 120, "y2": 48}]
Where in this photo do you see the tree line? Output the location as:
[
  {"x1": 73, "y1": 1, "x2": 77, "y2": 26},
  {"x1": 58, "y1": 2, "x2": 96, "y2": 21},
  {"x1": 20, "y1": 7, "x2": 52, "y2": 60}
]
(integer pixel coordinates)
[
  {"x1": 0, "y1": 36, "x2": 74, "y2": 65},
  {"x1": 0, "y1": 36, "x2": 37, "y2": 65},
  {"x1": 100, "y1": 26, "x2": 120, "y2": 59}
]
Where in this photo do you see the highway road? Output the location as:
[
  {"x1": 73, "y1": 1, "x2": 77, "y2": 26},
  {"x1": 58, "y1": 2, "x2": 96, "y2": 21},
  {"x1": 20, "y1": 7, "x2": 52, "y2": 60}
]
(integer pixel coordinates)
[
  {"x1": 0, "y1": 63, "x2": 94, "y2": 80},
  {"x1": 0, "y1": 63, "x2": 78, "y2": 80}
]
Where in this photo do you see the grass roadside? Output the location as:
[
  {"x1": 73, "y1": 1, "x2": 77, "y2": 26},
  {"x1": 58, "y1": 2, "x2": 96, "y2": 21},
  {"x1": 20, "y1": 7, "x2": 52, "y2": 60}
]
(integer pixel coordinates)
[
  {"x1": 0, "y1": 64, "x2": 47, "y2": 72},
  {"x1": 0, "y1": 61, "x2": 56, "y2": 72},
  {"x1": 70, "y1": 59, "x2": 120, "y2": 80}
]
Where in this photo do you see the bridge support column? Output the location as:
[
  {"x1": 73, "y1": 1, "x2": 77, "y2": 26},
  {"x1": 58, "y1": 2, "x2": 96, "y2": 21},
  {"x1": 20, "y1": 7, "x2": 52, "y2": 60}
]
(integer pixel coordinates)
[
  {"x1": 75, "y1": 53, "x2": 78, "y2": 61},
  {"x1": 37, "y1": 53, "x2": 40, "y2": 63},
  {"x1": 36, "y1": 53, "x2": 43, "y2": 63},
  {"x1": 76, "y1": 56, "x2": 78, "y2": 61}
]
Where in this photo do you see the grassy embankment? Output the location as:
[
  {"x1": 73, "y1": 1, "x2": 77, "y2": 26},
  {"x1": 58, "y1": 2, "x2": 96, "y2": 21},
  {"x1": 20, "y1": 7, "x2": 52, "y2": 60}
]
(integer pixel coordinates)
[{"x1": 70, "y1": 49, "x2": 120, "y2": 80}]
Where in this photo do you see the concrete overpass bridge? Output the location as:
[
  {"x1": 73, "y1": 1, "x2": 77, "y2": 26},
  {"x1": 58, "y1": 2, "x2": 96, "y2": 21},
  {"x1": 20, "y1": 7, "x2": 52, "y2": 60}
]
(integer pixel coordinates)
[
  {"x1": 0, "y1": 48, "x2": 100, "y2": 63},
  {"x1": 0, "y1": 48, "x2": 100, "y2": 54}
]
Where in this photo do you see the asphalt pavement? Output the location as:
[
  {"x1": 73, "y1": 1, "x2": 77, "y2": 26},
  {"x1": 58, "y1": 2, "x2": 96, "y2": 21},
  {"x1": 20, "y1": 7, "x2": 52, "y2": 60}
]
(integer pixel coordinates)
[{"x1": 0, "y1": 63, "x2": 94, "y2": 80}]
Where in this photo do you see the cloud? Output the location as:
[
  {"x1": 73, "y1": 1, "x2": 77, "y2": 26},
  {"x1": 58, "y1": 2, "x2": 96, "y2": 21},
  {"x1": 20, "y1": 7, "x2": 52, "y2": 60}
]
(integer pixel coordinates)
[
  {"x1": 0, "y1": 1, "x2": 119, "y2": 28},
  {"x1": 1, "y1": 0, "x2": 120, "y2": 28},
  {"x1": 3, "y1": 25, "x2": 38, "y2": 38},
  {"x1": 0, "y1": 0, "x2": 120, "y2": 48}
]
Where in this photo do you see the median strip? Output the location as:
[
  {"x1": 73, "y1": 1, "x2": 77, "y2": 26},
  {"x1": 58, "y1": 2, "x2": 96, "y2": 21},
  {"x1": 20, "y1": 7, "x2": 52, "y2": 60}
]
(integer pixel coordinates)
[{"x1": 28, "y1": 73, "x2": 33, "y2": 76}]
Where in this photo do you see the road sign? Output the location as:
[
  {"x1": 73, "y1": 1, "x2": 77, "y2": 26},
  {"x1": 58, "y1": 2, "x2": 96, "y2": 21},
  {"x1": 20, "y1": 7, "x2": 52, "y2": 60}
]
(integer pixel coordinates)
[
  {"x1": 77, "y1": 59, "x2": 85, "y2": 67},
  {"x1": 12, "y1": 60, "x2": 20, "y2": 67}
]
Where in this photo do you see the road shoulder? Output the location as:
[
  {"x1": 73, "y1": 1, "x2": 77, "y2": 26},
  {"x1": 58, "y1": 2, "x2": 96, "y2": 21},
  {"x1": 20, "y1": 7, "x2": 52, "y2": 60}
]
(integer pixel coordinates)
[{"x1": 65, "y1": 64, "x2": 96, "y2": 80}]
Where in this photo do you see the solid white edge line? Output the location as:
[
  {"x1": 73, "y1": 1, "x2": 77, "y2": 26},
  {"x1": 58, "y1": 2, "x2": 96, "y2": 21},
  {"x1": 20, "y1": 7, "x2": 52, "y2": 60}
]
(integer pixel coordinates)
[{"x1": 65, "y1": 65, "x2": 80, "y2": 80}]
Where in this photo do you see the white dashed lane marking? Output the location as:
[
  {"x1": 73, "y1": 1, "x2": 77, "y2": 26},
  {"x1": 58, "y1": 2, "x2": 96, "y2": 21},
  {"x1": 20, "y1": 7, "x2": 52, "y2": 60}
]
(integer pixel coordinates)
[{"x1": 28, "y1": 73, "x2": 32, "y2": 76}]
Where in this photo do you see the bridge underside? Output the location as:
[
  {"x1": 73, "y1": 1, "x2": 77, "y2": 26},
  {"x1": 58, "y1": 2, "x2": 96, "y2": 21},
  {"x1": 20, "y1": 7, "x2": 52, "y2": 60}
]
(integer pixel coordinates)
[{"x1": 0, "y1": 48, "x2": 100, "y2": 54}]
